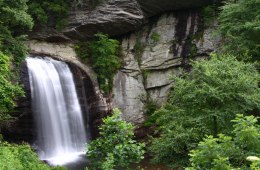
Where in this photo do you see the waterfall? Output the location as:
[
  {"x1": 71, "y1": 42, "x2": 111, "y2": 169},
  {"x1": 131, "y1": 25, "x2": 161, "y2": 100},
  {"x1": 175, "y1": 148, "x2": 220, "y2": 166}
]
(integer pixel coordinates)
[{"x1": 26, "y1": 57, "x2": 87, "y2": 165}]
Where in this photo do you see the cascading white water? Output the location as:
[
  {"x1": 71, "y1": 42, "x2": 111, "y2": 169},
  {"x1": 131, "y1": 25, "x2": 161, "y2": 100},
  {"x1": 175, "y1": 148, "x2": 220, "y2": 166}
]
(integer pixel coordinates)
[{"x1": 26, "y1": 57, "x2": 87, "y2": 165}]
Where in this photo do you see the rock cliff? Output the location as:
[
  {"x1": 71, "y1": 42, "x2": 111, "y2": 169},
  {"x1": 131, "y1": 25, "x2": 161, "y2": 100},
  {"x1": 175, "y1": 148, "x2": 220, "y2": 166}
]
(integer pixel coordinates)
[
  {"x1": 27, "y1": 0, "x2": 219, "y2": 126},
  {"x1": 30, "y1": 0, "x2": 213, "y2": 41},
  {"x1": 113, "y1": 10, "x2": 220, "y2": 125}
]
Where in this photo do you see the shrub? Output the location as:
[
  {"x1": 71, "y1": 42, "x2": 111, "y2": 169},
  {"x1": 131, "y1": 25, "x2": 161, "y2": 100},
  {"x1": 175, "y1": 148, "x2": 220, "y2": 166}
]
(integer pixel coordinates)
[
  {"x1": 86, "y1": 108, "x2": 145, "y2": 170},
  {"x1": 0, "y1": 52, "x2": 24, "y2": 120},
  {"x1": 149, "y1": 54, "x2": 260, "y2": 168},
  {"x1": 0, "y1": 141, "x2": 66, "y2": 170},
  {"x1": 75, "y1": 33, "x2": 121, "y2": 94},
  {"x1": 186, "y1": 114, "x2": 260, "y2": 170}
]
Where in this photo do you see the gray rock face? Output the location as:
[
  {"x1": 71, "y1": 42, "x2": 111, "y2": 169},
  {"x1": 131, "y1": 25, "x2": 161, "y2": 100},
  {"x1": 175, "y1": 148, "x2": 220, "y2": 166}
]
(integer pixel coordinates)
[
  {"x1": 30, "y1": 0, "x2": 214, "y2": 42},
  {"x1": 113, "y1": 71, "x2": 146, "y2": 124},
  {"x1": 27, "y1": 1, "x2": 219, "y2": 125},
  {"x1": 64, "y1": 0, "x2": 144, "y2": 39},
  {"x1": 112, "y1": 9, "x2": 220, "y2": 124},
  {"x1": 31, "y1": 0, "x2": 144, "y2": 41}
]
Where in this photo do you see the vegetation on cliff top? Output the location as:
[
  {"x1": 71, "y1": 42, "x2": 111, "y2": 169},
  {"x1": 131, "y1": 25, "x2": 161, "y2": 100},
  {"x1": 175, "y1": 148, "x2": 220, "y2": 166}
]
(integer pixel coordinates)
[{"x1": 28, "y1": 0, "x2": 70, "y2": 30}]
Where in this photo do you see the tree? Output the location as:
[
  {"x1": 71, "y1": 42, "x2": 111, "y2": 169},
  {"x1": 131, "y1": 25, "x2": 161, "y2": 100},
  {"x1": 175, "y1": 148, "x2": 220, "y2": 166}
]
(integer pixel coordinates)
[
  {"x1": 28, "y1": 0, "x2": 71, "y2": 30},
  {"x1": 149, "y1": 54, "x2": 260, "y2": 168},
  {"x1": 0, "y1": 0, "x2": 33, "y2": 64},
  {"x1": 0, "y1": 0, "x2": 33, "y2": 121},
  {"x1": 86, "y1": 108, "x2": 145, "y2": 170},
  {"x1": 186, "y1": 114, "x2": 260, "y2": 170},
  {"x1": 218, "y1": 0, "x2": 260, "y2": 65}
]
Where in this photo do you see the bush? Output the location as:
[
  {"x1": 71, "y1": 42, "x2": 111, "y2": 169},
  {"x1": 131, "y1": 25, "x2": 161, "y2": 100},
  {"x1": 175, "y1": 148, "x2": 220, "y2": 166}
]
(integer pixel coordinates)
[
  {"x1": 0, "y1": 52, "x2": 24, "y2": 120},
  {"x1": 186, "y1": 114, "x2": 260, "y2": 170},
  {"x1": 0, "y1": 141, "x2": 66, "y2": 170},
  {"x1": 86, "y1": 108, "x2": 145, "y2": 170},
  {"x1": 75, "y1": 33, "x2": 121, "y2": 94},
  {"x1": 149, "y1": 54, "x2": 260, "y2": 168}
]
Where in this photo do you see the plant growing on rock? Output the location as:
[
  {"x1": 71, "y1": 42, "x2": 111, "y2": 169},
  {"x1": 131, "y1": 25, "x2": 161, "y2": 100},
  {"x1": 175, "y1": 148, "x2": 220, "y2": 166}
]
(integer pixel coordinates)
[
  {"x1": 75, "y1": 33, "x2": 121, "y2": 94},
  {"x1": 149, "y1": 54, "x2": 260, "y2": 168},
  {"x1": 151, "y1": 32, "x2": 160, "y2": 43},
  {"x1": 86, "y1": 108, "x2": 145, "y2": 170}
]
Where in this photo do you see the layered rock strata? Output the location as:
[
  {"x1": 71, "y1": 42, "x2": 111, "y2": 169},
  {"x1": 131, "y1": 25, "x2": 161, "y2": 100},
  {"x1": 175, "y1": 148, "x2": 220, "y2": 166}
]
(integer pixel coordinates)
[{"x1": 112, "y1": 10, "x2": 220, "y2": 124}]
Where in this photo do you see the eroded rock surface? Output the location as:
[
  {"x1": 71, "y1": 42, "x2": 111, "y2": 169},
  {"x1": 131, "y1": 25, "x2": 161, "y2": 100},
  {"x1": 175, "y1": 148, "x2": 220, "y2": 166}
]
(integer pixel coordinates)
[
  {"x1": 30, "y1": 0, "x2": 213, "y2": 42},
  {"x1": 112, "y1": 10, "x2": 220, "y2": 124},
  {"x1": 64, "y1": 0, "x2": 144, "y2": 39},
  {"x1": 31, "y1": 0, "x2": 144, "y2": 41}
]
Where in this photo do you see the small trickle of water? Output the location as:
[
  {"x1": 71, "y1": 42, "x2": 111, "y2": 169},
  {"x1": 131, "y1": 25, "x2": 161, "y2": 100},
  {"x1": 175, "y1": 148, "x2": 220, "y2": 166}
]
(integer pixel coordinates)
[{"x1": 27, "y1": 57, "x2": 87, "y2": 165}]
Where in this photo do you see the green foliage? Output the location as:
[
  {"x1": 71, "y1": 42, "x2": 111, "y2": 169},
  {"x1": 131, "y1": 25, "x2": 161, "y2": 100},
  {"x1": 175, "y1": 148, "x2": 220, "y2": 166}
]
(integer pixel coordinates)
[
  {"x1": 86, "y1": 108, "x2": 145, "y2": 170},
  {"x1": 133, "y1": 39, "x2": 145, "y2": 66},
  {"x1": 232, "y1": 114, "x2": 260, "y2": 156},
  {"x1": 0, "y1": 0, "x2": 32, "y2": 120},
  {"x1": 186, "y1": 114, "x2": 260, "y2": 170},
  {"x1": 150, "y1": 32, "x2": 160, "y2": 43},
  {"x1": 0, "y1": 0, "x2": 33, "y2": 65},
  {"x1": 28, "y1": 0, "x2": 71, "y2": 30},
  {"x1": 0, "y1": 141, "x2": 66, "y2": 170},
  {"x1": 187, "y1": 135, "x2": 236, "y2": 170},
  {"x1": 0, "y1": 52, "x2": 24, "y2": 120},
  {"x1": 149, "y1": 54, "x2": 260, "y2": 168},
  {"x1": 218, "y1": 0, "x2": 260, "y2": 64},
  {"x1": 75, "y1": 33, "x2": 121, "y2": 93},
  {"x1": 0, "y1": 0, "x2": 33, "y2": 31},
  {"x1": 143, "y1": 100, "x2": 159, "y2": 127},
  {"x1": 203, "y1": 4, "x2": 218, "y2": 27},
  {"x1": 247, "y1": 156, "x2": 260, "y2": 170}
]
